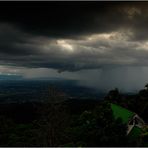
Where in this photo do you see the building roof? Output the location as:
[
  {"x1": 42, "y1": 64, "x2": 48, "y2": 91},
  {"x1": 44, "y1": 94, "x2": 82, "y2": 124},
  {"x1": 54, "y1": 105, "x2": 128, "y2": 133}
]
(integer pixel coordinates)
[
  {"x1": 111, "y1": 103, "x2": 135, "y2": 124},
  {"x1": 128, "y1": 126, "x2": 142, "y2": 139}
]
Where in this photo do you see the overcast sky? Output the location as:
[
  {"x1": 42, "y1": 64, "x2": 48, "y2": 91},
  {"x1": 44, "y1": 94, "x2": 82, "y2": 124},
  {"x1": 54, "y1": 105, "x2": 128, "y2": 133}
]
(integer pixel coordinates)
[{"x1": 1, "y1": 2, "x2": 148, "y2": 92}]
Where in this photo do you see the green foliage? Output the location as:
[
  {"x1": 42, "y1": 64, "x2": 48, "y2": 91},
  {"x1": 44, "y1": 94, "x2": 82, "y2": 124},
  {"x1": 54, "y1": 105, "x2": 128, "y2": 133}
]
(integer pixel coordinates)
[
  {"x1": 0, "y1": 91, "x2": 146, "y2": 147},
  {"x1": 0, "y1": 116, "x2": 38, "y2": 147},
  {"x1": 35, "y1": 103, "x2": 70, "y2": 146},
  {"x1": 141, "y1": 126, "x2": 148, "y2": 146},
  {"x1": 105, "y1": 88, "x2": 120, "y2": 103},
  {"x1": 63, "y1": 102, "x2": 129, "y2": 147}
]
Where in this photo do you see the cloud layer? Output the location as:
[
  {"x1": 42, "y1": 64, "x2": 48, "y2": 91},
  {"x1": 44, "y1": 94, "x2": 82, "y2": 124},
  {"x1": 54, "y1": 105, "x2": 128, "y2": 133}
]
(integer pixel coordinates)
[
  {"x1": 0, "y1": 2, "x2": 148, "y2": 91},
  {"x1": 1, "y1": 22, "x2": 148, "y2": 72}
]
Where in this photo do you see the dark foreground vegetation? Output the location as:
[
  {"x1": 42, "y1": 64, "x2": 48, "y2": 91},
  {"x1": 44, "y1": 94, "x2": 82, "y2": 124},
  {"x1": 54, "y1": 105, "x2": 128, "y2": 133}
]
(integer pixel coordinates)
[{"x1": 0, "y1": 86, "x2": 148, "y2": 146}]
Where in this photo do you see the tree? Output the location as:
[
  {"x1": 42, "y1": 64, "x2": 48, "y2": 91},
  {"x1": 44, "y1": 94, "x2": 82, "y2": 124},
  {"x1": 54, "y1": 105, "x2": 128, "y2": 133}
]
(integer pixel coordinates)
[
  {"x1": 105, "y1": 88, "x2": 120, "y2": 103},
  {"x1": 145, "y1": 84, "x2": 148, "y2": 90},
  {"x1": 64, "y1": 101, "x2": 129, "y2": 147},
  {"x1": 35, "y1": 87, "x2": 70, "y2": 146}
]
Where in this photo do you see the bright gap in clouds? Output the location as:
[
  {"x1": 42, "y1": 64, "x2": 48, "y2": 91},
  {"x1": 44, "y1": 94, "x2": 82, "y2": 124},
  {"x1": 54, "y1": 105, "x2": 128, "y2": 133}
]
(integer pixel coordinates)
[{"x1": 57, "y1": 40, "x2": 74, "y2": 52}]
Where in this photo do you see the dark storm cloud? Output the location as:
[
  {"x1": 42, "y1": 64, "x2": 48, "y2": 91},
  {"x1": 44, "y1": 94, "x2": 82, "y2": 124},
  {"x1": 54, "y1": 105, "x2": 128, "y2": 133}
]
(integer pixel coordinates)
[
  {"x1": 2, "y1": 2, "x2": 148, "y2": 92},
  {"x1": 1, "y1": 2, "x2": 148, "y2": 72},
  {"x1": 0, "y1": 2, "x2": 144, "y2": 40},
  {"x1": 0, "y1": 2, "x2": 147, "y2": 39},
  {"x1": 0, "y1": 2, "x2": 130, "y2": 38}
]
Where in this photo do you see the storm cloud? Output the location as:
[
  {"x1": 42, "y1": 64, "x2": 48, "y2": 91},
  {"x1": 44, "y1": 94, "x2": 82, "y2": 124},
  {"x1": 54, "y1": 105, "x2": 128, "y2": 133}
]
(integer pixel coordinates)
[{"x1": 1, "y1": 2, "x2": 148, "y2": 91}]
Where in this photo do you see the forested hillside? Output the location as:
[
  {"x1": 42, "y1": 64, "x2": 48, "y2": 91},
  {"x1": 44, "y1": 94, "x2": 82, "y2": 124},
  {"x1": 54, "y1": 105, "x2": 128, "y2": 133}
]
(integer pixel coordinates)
[{"x1": 0, "y1": 86, "x2": 148, "y2": 146}]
